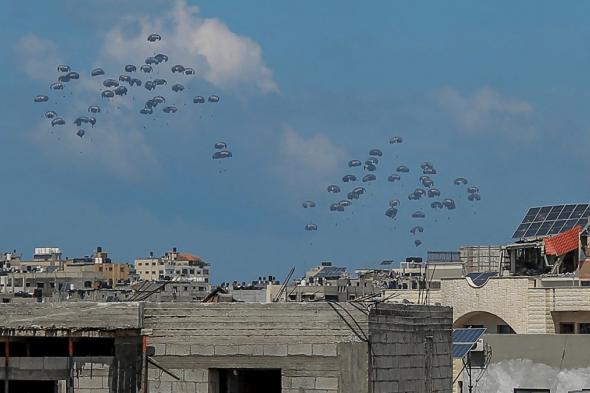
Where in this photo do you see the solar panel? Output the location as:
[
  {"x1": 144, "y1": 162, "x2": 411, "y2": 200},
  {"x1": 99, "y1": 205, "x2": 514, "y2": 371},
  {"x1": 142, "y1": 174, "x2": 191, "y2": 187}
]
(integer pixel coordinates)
[
  {"x1": 452, "y1": 343, "x2": 474, "y2": 358},
  {"x1": 453, "y1": 328, "x2": 486, "y2": 343},
  {"x1": 452, "y1": 328, "x2": 486, "y2": 359},
  {"x1": 466, "y1": 272, "x2": 498, "y2": 287},
  {"x1": 315, "y1": 266, "x2": 346, "y2": 278},
  {"x1": 512, "y1": 204, "x2": 590, "y2": 239}
]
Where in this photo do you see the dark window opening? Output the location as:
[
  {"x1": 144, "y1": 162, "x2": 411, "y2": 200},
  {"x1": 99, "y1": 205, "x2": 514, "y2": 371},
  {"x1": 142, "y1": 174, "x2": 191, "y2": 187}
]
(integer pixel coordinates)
[
  {"x1": 0, "y1": 380, "x2": 57, "y2": 393},
  {"x1": 211, "y1": 368, "x2": 281, "y2": 393},
  {"x1": 514, "y1": 389, "x2": 550, "y2": 393},
  {"x1": 559, "y1": 323, "x2": 575, "y2": 334},
  {"x1": 497, "y1": 325, "x2": 515, "y2": 334},
  {"x1": 74, "y1": 337, "x2": 115, "y2": 356},
  {"x1": 579, "y1": 323, "x2": 590, "y2": 334},
  {"x1": 6, "y1": 337, "x2": 115, "y2": 357}
]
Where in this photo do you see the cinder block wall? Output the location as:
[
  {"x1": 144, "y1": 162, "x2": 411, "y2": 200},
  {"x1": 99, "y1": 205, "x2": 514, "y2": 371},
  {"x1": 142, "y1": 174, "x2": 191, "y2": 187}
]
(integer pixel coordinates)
[
  {"x1": 369, "y1": 304, "x2": 453, "y2": 393},
  {"x1": 143, "y1": 302, "x2": 452, "y2": 393},
  {"x1": 143, "y1": 302, "x2": 370, "y2": 393}
]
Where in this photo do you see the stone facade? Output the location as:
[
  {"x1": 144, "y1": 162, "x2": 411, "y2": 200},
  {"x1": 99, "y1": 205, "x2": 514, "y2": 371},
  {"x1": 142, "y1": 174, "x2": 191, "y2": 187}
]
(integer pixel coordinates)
[{"x1": 384, "y1": 276, "x2": 590, "y2": 334}]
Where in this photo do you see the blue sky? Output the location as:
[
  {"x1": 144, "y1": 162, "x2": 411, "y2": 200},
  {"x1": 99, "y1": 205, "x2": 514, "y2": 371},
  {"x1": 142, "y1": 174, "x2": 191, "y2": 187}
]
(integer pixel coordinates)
[{"x1": 2, "y1": 0, "x2": 590, "y2": 282}]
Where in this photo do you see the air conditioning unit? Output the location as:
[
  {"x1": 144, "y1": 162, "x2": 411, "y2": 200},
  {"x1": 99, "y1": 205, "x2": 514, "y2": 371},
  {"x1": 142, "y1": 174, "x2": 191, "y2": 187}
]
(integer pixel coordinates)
[{"x1": 472, "y1": 338, "x2": 484, "y2": 352}]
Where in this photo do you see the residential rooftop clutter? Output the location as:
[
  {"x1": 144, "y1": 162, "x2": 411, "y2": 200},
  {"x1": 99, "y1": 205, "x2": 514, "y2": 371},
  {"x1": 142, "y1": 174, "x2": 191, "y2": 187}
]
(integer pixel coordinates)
[
  {"x1": 376, "y1": 203, "x2": 590, "y2": 392},
  {"x1": 0, "y1": 246, "x2": 132, "y2": 301},
  {"x1": 0, "y1": 246, "x2": 212, "y2": 303}
]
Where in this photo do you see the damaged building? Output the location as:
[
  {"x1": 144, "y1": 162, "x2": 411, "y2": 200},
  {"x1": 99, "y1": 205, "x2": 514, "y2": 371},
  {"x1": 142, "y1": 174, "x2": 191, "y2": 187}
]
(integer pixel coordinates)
[{"x1": 0, "y1": 301, "x2": 453, "y2": 393}]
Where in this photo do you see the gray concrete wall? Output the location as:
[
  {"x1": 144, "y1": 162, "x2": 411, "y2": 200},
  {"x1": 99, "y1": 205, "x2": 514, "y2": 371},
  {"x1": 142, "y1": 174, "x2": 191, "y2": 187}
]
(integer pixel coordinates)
[
  {"x1": 143, "y1": 302, "x2": 453, "y2": 393},
  {"x1": 0, "y1": 301, "x2": 453, "y2": 393},
  {"x1": 370, "y1": 304, "x2": 453, "y2": 393},
  {"x1": 143, "y1": 302, "x2": 370, "y2": 393},
  {"x1": 0, "y1": 302, "x2": 142, "y2": 332},
  {"x1": 473, "y1": 334, "x2": 590, "y2": 393}
]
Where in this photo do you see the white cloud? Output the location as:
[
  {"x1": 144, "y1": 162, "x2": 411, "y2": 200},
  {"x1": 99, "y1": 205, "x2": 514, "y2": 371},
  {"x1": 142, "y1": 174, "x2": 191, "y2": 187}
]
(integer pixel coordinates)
[
  {"x1": 100, "y1": 0, "x2": 278, "y2": 93},
  {"x1": 16, "y1": 33, "x2": 64, "y2": 81},
  {"x1": 278, "y1": 127, "x2": 347, "y2": 189},
  {"x1": 29, "y1": 98, "x2": 159, "y2": 181},
  {"x1": 433, "y1": 87, "x2": 534, "y2": 134}
]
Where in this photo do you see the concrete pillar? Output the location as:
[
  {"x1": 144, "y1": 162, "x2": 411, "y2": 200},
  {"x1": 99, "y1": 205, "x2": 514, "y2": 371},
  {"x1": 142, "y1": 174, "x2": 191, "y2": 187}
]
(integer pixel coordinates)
[{"x1": 4, "y1": 340, "x2": 9, "y2": 393}]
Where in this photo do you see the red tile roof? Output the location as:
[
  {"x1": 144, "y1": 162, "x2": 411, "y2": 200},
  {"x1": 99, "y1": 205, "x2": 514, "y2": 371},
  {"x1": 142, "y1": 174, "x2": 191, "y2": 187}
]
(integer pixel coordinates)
[
  {"x1": 544, "y1": 226, "x2": 581, "y2": 256},
  {"x1": 176, "y1": 252, "x2": 202, "y2": 262}
]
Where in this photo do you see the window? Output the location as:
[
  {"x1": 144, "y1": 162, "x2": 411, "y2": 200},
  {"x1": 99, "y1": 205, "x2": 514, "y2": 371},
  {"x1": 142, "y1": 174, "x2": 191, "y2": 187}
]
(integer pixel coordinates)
[
  {"x1": 559, "y1": 323, "x2": 575, "y2": 334},
  {"x1": 138, "y1": 262, "x2": 142, "y2": 266},
  {"x1": 514, "y1": 389, "x2": 550, "y2": 393},
  {"x1": 37, "y1": 283, "x2": 45, "y2": 289},
  {"x1": 25, "y1": 282, "x2": 31, "y2": 287},
  {"x1": 99, "y1": 267, "x2": 103, "y2": 272},
  {"x1": 182, "y1": 269, "x2": 188, "y2": 275},
  {"x1": 203, "y1": 269, "x2": 209, "y2": 275},
  {"x1": 183, "y1": 286, "x2": 188, "y2": 291},
  {"x1": 579, "y1": 323, "x2": 590, "y2": 334},
  {"x1": 84, "y1": 281, "x2": 92, "y2": 288},
  {"x1": 152, "y1": 271, "x2": 157, "y2": 275},
  {"x1": 189, "y1": 269, "x2": 195, "y2": 274}
]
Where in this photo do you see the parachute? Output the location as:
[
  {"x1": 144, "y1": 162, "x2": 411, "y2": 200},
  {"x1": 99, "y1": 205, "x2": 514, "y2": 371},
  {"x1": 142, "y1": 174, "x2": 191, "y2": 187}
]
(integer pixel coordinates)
[
  {"x1": 302, "y1": 201, "x2": 316, "y2": 208},
  {"x1": 171, "y1": 83, "x2": 185, "y2": 92},
  {"x1": 34, "y1": 95, "x2": 49, "y2": 102},
  {"x1": 327, "y1": 185, "x2": 341, "y2": 193},
  {"x1": 213, "y1": 150, "x2": 232, "y2": 159},
  {"x1": 91, "y1": 68, "x2": 105, "y2": 77}
]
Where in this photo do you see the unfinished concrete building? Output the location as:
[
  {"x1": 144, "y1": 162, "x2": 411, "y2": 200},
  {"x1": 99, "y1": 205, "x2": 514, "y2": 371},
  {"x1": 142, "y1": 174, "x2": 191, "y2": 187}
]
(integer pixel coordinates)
[{"x1": 0, "y1": 302, "x2": 453, "y2": 393}]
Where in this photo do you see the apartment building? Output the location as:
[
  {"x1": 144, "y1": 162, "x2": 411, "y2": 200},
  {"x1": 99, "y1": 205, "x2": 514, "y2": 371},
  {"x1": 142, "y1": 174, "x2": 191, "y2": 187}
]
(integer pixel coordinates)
[{"x1": 134, "y1": 248, "x2": 210, "y2": 283}]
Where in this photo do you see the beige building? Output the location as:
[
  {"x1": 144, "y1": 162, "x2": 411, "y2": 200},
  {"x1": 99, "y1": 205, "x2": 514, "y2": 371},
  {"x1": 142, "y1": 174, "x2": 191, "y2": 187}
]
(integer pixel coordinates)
[
  {"x1": 134, "y1": 248, "x2": 210, "y2": 283},
  {"x1": 384, "y1": 275, "x2": 590, "y2": 334}
]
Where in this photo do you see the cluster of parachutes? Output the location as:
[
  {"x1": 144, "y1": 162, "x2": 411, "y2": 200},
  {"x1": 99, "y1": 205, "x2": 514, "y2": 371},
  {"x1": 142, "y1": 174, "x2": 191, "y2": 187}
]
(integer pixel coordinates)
[
  {"x1": 212, "y1": 141, "x2": 232, "y2": 160},
  {"x1": 34, "y1": 34, "x2": 222, "y2": 144},
  {"x1": 302, "y1": 135, "x2": 481, "y2": 249}
]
